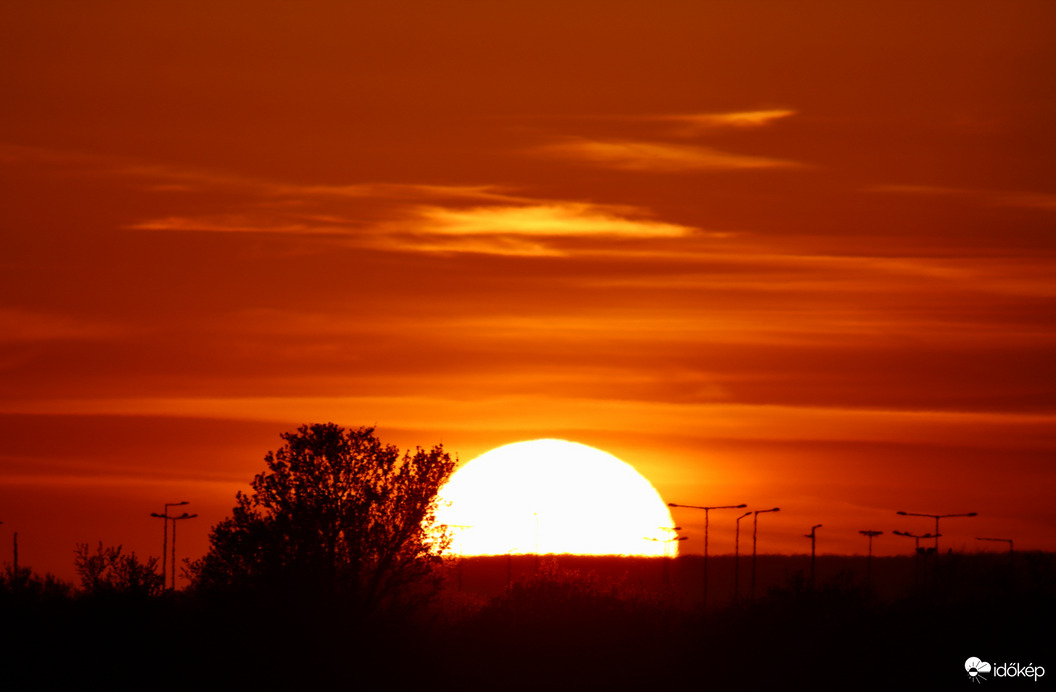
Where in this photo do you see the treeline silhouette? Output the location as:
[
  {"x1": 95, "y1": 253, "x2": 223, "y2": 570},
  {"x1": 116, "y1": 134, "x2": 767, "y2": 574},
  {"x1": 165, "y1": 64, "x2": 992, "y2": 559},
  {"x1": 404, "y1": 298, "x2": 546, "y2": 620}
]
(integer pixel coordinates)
[
  {"x1": 2, "y1": 550, "x2": 1053, "y2": 689},
  {"x1": 1, "y1": 424, "x2": 1051, "y2": 689}
]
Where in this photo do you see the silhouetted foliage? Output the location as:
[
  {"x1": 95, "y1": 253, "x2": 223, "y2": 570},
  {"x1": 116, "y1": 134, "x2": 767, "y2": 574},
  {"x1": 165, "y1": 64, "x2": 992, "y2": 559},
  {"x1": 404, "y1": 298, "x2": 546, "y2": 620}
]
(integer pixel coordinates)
[
  {"x1": 190, "y1": 423, "x2": 455, "y2": 615},
  {"x1": 489, "y1": 561, "x2": 635, "y2": 625},
  {"x1": 2, "y1": 550, "x2": 1055, "y2": 689},
  {"x1": 74, "y1": 542, "x2": 164, "y2": 598},
  {"x1": 0, "y1": 565, "x2": 73, "y2": 605}
]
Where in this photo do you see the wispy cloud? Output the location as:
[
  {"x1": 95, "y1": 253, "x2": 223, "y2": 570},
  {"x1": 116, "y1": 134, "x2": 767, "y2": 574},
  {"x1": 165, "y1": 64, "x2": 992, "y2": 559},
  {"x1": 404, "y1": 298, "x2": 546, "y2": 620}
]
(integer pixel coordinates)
[
  {"x1": 548, "y1": 109, "x2": 797, "y2": 136},
  {"x1": 0, "y1": 143, "x2": 527, "y2": 203},
  {"x1": 7, "y1": 396, "x2": 1053, "y2": 451},
  {"x1": 129, "y1": 200, "x2": 697, "y2": 256},
  {"x1": 128, "y1": 214, "x2": 339, "y2": 234},
  {"x1": 410, "y1": 203, "x2": 692, "y2": 238},
  {"x1": 651, "y1": 109, "x2": 796, "y2": 136},
  {"x1": 995, "y1": 192, "x2": 1056, "y2": 210},
  {"x1": 868, "y1": 184, "x2": 1056, "y2": 211},
  {"x1": 0, "y1": 309, "x2": 120, "y2": 343},
  {"x1": 116, "y1": 151, "x2": 701, "y2": 256},
  {"x1": 538, "y1": 137, "x2": 803, "y2": 173}
]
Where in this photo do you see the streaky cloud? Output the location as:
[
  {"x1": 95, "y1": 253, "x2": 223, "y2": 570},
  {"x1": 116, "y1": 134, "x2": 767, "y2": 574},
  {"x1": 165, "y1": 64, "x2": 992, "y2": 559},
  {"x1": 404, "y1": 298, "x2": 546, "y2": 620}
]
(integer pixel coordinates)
[
  {"x1": 654, "y1": 109, "x2": 797, "y2": 136},
  {"x1": 411, "y1": 203, "x2": 693, "y2": 238},
  {"x1": 538, "y1": 137, "x2": 803, "y2": 172},
  {"x1": 0, "y1": 308, "x2": 121, "y2": 343},
  {"x1": 868, "y1": 184, "x2": 1056, "y2": 211},
  {"x1": 127, "y1": 214, "x2": 333, "y2": 234},
  {"x1": 7, "y1": 396, "x2": 1054, "y2": 451}
]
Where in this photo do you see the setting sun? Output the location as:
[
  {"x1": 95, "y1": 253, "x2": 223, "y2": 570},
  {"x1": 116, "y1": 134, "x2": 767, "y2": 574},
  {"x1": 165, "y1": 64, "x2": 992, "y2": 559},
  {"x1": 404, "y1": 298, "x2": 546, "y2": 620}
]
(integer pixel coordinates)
[{"x1": 435, "y1": 439, "x2": 677, "y2": 557}]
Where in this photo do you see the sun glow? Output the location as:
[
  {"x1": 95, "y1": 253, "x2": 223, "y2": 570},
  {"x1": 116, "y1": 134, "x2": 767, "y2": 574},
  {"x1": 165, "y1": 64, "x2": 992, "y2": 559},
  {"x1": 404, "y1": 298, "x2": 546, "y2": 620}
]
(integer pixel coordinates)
[{"x1": 435, "y1": 439, "x2": 677, "y2": 557}]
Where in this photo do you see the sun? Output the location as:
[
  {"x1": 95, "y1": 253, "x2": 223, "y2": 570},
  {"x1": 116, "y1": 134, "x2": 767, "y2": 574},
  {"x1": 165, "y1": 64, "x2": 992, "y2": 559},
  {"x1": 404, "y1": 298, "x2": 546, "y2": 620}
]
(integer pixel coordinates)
[{"x1": 435, "y1": 439, "x2": 678, "y2": 557}]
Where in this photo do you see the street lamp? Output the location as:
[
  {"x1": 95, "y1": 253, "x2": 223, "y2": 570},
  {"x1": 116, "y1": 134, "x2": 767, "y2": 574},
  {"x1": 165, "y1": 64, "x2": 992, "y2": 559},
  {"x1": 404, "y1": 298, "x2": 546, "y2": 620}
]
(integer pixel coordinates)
[
  {"x1": 645, "y1": 531, "x2": 688, "y2": 587},
  {"x1": 859, "y1": 530, "x2": 883, "y2": 590},
  {"x1": 893, "y1": 530, "x2": 940, "y2": 585},
  {"x1": 976, "y1": 537, "x2": 1014, "y2": 573},
  {"x1": 533, "y1": 512, "x2": 539, "y2": 573},
  {"x1": 896, "y1": 511, "x2": 977, "y2": 558},
  {"x1": 150, "y1": 501, "x2": 189, "y2": 588},
  {"x1": 445, "y1": 524, "x2": 471, "y2": 592},
  {"x1": 804, "y1": 524, "x2": 822, "y2": 589},
  {"x1": 751, "y1": 507, "x2": 780, "y2": 601},
  {"x1": 892, "y1": 530, "x2": 939, "y2": 553},
  {"x1": 169, "y1": 512, "x2": 197, "y2": 590},
  {"x1": 668, "y1": 502, "x2": 747, "y2": 608},
  {"x1": 646, "y1": 526, "x2": 684, "y2": 558},
  {"x1": 734, "y1": 511, "x2": 751, "y2": 603}
]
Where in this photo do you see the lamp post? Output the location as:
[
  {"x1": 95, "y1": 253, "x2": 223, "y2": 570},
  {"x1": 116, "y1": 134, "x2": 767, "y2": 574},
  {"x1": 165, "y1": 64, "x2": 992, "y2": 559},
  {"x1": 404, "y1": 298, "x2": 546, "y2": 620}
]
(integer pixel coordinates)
[
  {"x1": 446, "y1": 524, "x2": 471, "y2": 592},
  {"x1": 647, "y1": 526, "x2": 684, "y2": 559},
  {"x1": 645, "y1": 530, "x2": 687, "y2": 587},
  {"x1": 169, "y1": 512, "x2": 197, "y2": 590},
  {"x1": 734, "y1": 511, "x2": 751, "y2": 603},
  {"x1": 751, "y1": 507, "x2": 780, "y2": 601},
  {"x1": 150, "y1": 501, "x2": 189, "y2": 588},
  {"x1": 534, "y1": 512, "x2": 540, "y2": 573},
  {"x1": 976, "y1": 537, "x2": 1014, "y2": 574},
  {"x1": 895, "y1": 511, "x2": 977, "y2": 559},
  {"x1": 668, "y1": 502, "x2": 747, "y2": 608},
  {"x1": 804, "y1": 524, "x2": 822, "y2": 589},
  {"x1": 859, "y1": 530, "x2": 883, "y2": 591},
  {"x1": 892, "y1": 530, "x2": 939, "y2": 554},
  {"x1": 893, "y1": 530, "x2": 939, "y2": 585}
]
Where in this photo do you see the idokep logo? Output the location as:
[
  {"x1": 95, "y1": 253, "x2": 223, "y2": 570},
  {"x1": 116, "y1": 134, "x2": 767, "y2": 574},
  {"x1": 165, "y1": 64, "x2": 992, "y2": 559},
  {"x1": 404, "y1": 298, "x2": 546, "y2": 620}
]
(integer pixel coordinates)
[
  {"x1": 966, "y1": 657, "x2": 1046, "y2": 683},
  {"x1": 966, "y1": 658, "x2": 992, "y2": 683}
]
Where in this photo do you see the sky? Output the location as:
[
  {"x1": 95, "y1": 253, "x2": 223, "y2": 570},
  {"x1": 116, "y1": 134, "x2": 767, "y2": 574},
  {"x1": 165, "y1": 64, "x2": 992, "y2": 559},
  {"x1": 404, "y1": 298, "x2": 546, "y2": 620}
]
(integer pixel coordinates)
[{"x1": 1, "y1": 0, "x2": 1054, "y2": 581}]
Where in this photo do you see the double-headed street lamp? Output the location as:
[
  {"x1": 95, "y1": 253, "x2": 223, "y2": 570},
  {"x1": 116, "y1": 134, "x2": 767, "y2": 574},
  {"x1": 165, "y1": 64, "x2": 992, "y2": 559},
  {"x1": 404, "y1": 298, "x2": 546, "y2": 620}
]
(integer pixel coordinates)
[
  {"x1": 646, "y1": 526, "x2": 685, "y2": 559},
  {"x1": 645, "y1": 529, "x2": 688, "y2": 587},
  {"x1": 976, "y1": 536, "x2": 1014, "y2": 572},
  {"x1": 445, "y1": 524, "x2": 471, "y2": 592},
  {"x1": 169, "y1": 512, "x2": 198, "y2": 589},
  {"x1": 668, "y1": 502, "x2": 746, "y2": 608},
  {"x1": 150, "y1": 502, "x2": 196, "y2": 589},
  {"x1": 895, "y1": 511, "x2": 976, "y2": 558},
  {"x1": 751, "y1": 507, "x2": 780, "y2": 601},
  {"x1": 151, "y1": 501, "x2": 188, "y2": 587},
  {"x1": 893, "y1": 530, "x2": 940, "y2": 584},
  {"x1": 892, "y1": 530, "x2": 939, "y2": 553},
  {"x1": 859, "y1": 530, "x2": 883, "y2": 589},
  {"x1": 734, "y1": 511, "x2": 751, "y2": 603},
  {"x1": 804, "y1": 524, "x2": 822, "y2": 589}
]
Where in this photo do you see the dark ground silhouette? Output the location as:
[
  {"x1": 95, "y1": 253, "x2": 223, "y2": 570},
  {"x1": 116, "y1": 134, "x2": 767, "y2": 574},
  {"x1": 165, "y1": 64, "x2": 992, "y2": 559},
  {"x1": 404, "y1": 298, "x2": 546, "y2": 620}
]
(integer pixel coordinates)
[{"x1": 2, "y1": 550, "x2": 1051, "y2": 690}]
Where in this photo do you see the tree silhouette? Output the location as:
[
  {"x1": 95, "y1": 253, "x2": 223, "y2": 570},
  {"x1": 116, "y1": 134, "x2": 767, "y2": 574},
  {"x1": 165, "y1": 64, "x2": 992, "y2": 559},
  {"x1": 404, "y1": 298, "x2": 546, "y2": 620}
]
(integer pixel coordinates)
[
  {"x1": 73, "y1": 542, "x2": 164, "y2": 598},
  {"x1": 190, "y1": 423, "x2": 455, "y2": 615}
]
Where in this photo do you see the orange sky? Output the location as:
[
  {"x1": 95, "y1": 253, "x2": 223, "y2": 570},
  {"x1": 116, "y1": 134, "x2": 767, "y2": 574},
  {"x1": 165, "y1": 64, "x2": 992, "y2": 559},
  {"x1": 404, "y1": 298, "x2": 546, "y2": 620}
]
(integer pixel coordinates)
[{"x1": 2, "y1": 1, "x2": 1054, "y2": 581}]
